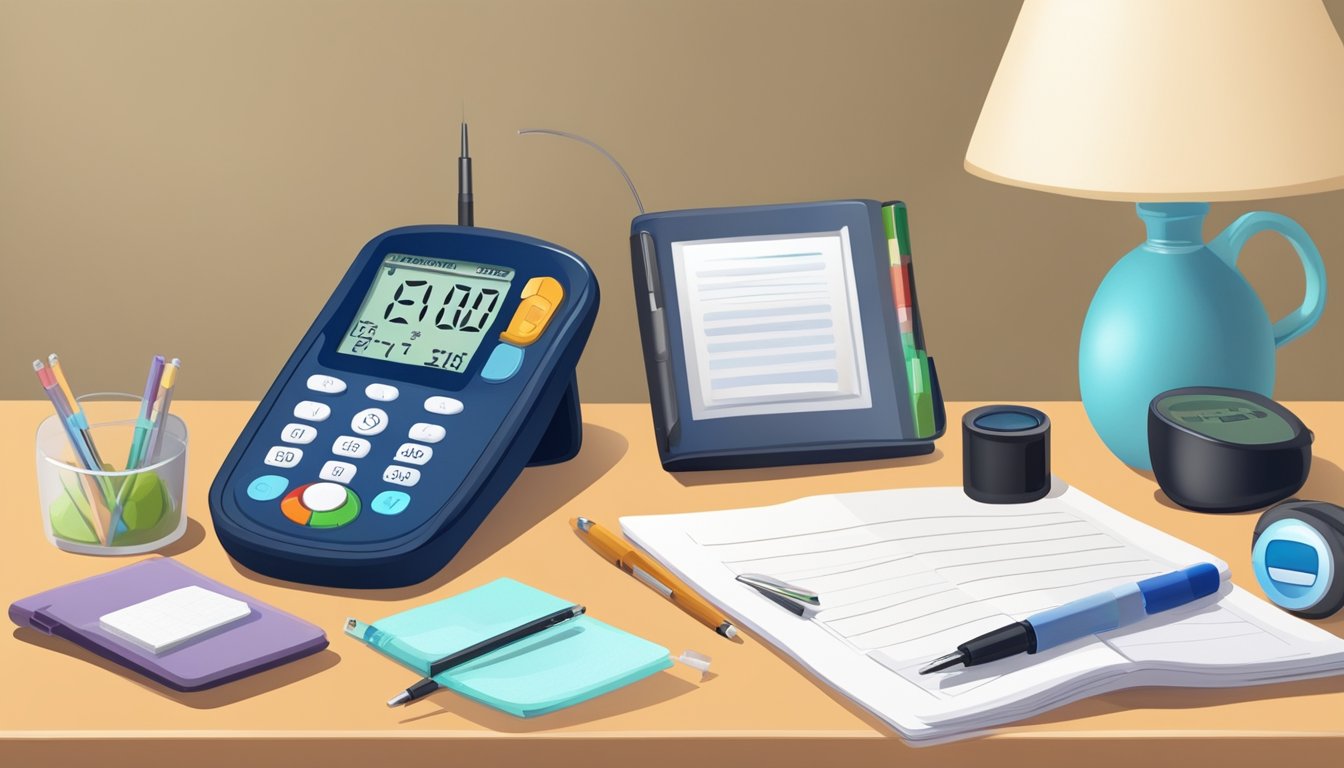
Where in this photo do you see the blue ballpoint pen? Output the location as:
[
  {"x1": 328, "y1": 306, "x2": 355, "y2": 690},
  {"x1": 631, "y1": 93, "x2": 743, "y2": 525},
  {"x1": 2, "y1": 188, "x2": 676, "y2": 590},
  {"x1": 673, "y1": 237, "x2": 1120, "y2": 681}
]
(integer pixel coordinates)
[{"x1": 919, "y1": 562, "x2": 1223, "y2": 674}]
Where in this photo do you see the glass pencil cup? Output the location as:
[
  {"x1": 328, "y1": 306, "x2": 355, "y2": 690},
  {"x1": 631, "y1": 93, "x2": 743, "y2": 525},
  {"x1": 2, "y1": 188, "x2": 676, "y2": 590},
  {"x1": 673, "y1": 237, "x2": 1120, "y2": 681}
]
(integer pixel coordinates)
[{"x1": 35, "y1": 393, "x2": 188, "y2": 555}]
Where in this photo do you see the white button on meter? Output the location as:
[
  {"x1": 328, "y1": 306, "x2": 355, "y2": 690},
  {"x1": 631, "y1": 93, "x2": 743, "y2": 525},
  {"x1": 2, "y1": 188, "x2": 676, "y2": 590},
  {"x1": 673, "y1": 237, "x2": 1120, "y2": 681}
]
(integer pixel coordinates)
[
  {"x1": 365, "y1": 383, "x2": 400, "y2": 402},
  {"x1": 424, "y1": 396, "x2": 464, "y2": 415},
  {"x1": 302, "y1": 482, "x2": 348, "y2": 512},
  {"x1": 383, "y1": 465, "x2": 421, "y2": 487},
  {"x1": 394, "y1": 443, "x2": 433, "y2": 465},
  {"x1": 293, "y1": 401, "x2": 331, "y2": 422},
  {"x1": 319, "y1": 460, "x2": 357, "y2": 483},
  {"x1": 332, "y1": 436, "x2": 371, "y2": 458},
  {"x1": 409, "y1": 423, "x2": 446, "y2": 443},
  {"x1": 306, "y1": 375, "x2": 347, "y2": 394},
  {"x1": 264, "y1": 446, "x2": 303, "y2": 468},
  {"x1": 351, "y1": 408, "x2": 388, "y2": 436},
  {"x1": 281, "y1": 423, "x2": 317, "y2": 445}
]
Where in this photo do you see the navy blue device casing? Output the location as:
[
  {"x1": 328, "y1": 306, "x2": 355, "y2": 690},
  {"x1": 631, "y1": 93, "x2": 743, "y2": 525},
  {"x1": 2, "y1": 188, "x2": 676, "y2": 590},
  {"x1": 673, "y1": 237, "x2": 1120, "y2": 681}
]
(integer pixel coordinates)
[
  {"x1": 631, "y1": 200, "x2": 945, "y2": 471},
  {"x1": 208, "y1": 225, "x2": 598, "y2": 588}
]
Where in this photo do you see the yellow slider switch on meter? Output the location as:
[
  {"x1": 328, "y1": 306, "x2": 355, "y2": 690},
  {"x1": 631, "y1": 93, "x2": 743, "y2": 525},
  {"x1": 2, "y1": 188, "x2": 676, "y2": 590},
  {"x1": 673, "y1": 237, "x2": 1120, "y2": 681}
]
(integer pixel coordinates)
[{"x1": 500, "y1": 277, "x2": 564, "y2": 346}]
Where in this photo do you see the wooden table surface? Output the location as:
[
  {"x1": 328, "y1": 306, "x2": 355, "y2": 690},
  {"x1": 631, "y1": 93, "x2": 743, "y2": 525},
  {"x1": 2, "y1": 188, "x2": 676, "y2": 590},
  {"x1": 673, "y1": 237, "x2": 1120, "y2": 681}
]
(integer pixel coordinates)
[{"x1": 4, "y1": 401, "x2": 1344, "y2": 767}]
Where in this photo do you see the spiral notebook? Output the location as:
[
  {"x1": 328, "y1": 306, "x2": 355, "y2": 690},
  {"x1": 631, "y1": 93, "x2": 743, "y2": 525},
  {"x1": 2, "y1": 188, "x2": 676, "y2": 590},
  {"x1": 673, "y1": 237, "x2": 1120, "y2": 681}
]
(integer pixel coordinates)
[{"x1": 346, "y1": 578, "x2": 672, "y2": 717}]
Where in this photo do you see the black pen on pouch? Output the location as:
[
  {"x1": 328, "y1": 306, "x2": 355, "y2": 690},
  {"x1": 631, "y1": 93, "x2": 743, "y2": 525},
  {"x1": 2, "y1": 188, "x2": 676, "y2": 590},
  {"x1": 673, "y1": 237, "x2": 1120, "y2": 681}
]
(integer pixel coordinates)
[{"x1": 386, "y1": 603, "x2": 585, "y2": 707}]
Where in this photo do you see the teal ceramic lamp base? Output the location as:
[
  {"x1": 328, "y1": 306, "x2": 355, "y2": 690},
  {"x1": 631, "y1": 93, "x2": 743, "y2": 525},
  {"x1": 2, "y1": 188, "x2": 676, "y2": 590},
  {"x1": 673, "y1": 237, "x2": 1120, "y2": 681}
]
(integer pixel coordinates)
[{"x1": 1079, "y1": 203, "x2": 1326, "y2": 470}]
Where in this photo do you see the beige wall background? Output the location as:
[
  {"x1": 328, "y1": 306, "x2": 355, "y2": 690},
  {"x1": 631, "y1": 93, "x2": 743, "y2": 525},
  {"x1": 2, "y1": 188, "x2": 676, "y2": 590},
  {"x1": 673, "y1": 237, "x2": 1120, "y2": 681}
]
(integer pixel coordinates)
[{"x1": 2, "y1": 0, "x2": 1342, "y2": 402}]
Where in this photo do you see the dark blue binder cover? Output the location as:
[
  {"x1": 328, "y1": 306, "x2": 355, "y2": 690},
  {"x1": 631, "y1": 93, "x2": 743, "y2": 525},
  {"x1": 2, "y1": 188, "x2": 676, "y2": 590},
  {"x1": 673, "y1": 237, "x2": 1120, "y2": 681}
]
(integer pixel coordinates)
[{"x1": 630, "y1": 200, "x2": 946, "y2": 471}]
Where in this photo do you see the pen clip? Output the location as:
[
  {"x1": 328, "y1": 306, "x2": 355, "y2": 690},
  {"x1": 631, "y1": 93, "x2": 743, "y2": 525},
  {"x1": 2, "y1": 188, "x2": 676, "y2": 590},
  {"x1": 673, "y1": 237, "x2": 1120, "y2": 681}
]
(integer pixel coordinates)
[
  {"x1": 736, "y1": 573, "x2": 821, "y2": 616},
  {"x1": 631, "y1": 564, "x2": 673, "y2": 599}
]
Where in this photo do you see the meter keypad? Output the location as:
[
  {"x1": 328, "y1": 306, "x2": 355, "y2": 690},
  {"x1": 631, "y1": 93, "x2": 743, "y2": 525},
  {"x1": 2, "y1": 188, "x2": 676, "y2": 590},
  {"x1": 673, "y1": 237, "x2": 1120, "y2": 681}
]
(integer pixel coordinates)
[{"x1": 254, "y1": 377, "x2": 463, "y2": 527}]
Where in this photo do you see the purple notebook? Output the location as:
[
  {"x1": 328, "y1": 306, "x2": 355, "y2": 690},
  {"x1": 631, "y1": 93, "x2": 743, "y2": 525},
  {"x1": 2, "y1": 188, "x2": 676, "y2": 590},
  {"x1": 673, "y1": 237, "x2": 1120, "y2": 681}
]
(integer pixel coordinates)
[{"x1": 9, "y1": 557, "x2": 328, "y2": 691}]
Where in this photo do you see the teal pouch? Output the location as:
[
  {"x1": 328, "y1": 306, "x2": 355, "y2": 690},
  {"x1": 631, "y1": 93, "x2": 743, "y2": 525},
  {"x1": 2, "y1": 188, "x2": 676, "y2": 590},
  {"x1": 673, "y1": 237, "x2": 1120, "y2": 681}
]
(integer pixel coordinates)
[{"x1": 347, "y1": 578, "x2": 671, "y2": 717}]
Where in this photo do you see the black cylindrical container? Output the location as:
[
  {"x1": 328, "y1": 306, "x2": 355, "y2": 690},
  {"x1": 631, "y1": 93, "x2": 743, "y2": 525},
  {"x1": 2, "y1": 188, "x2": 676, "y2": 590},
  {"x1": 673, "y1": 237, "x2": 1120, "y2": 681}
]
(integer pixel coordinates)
[{"x1": 963, "y1": 405, "x2": 1051, "y2": 504}]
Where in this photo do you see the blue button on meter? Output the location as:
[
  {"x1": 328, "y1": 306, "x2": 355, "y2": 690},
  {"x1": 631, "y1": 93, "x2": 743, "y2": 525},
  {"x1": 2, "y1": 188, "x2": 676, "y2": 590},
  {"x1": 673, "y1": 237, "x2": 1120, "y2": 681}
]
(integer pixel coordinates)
[
  {"x1": 246, "y1": 475, "x2": 289, "y2": 502},
  {"x1": 482, "y1": 343, "x2": 525, "y2": 383},
  {"x1": 372, "y1": 491, "x2": 411, "y2": 516},
  {"x1": 1252, "y1": 500, "x2": 1344, "y2": 619}
]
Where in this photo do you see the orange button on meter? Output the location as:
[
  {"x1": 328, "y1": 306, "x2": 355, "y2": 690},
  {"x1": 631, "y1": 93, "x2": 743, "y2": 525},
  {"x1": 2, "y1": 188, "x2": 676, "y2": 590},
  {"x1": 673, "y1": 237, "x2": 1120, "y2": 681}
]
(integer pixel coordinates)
[{"x1": 500, "y1": 276, "x2": 564, "y2": 346}]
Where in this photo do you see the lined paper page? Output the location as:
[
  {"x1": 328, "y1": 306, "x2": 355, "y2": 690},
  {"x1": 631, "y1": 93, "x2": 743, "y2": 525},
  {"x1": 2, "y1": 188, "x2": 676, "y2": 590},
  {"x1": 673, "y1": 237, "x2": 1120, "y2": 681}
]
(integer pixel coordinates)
[
  {"x1": 692, "y1": 492, "x2": 1169, "y2": 690},
  {"x1": 623, "y1": 483, "x2": 1344, "y2": 742},
  {"x1": 669, "y1": 229, "x2": 871, "y2": 421}
]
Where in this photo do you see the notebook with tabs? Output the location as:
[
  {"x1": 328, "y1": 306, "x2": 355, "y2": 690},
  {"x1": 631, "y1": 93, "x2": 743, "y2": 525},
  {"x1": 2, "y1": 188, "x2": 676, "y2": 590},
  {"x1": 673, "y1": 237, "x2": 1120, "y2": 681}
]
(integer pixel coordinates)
[
  {"x1": 346, "y1": 577, "x2": 672, "y2": 717},
  {"x1": 9, "y1": 557, "x2": 328, "y2": 691},
  {"x1": 630, "y1": 200, "x2": 946, "y2": 471}
]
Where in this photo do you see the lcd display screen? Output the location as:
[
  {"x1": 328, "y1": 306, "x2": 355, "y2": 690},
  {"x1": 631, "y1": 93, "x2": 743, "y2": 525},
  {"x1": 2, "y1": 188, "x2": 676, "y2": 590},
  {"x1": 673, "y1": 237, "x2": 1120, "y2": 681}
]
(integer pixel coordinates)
[{"x1": 336, "y1": 253, "x2": 515, "y2": 373}]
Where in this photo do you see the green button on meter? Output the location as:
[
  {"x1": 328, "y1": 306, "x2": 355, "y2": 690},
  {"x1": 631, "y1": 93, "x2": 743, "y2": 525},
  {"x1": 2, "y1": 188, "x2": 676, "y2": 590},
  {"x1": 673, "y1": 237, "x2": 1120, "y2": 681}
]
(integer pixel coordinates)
[{"x1": 308, "y1": 489, "x2": 361, "y2": 528}]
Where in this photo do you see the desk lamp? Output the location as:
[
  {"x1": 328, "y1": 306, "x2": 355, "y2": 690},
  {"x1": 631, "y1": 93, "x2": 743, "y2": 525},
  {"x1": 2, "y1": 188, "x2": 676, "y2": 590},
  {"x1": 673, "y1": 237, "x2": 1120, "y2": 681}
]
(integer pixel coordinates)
[{"x1": 966, "y1": 0, "x2": 1344, "y2": 469}]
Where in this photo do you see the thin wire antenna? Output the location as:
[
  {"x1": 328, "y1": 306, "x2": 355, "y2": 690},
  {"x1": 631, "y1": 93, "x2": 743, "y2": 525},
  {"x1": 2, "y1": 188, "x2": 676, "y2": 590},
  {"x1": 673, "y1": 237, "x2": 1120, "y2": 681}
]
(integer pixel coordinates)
[{"x1": 518, "y1": 128, "x2": 645, "y2": 214}]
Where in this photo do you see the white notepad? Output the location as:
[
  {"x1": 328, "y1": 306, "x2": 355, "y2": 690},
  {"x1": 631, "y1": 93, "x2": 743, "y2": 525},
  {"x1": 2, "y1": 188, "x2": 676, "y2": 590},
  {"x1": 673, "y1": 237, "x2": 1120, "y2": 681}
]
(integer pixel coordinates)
[
  {"x1": 99, "y1": 585, "x2": 251, "y2": 654},
  {"x1": 669, "y1": 228, "x2": 871, "y2": 420},
  {"x1": 622, "y1": 481, "x2": 1344, "y2": 744}
]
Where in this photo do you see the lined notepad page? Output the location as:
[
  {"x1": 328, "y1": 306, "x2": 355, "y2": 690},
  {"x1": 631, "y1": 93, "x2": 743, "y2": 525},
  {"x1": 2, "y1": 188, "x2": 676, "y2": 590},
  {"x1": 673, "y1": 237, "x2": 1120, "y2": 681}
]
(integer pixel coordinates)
[
  {"x1": 623, "y1": 483, "x2": 1344, "y2": 741},
  {"x1": 669, "y1": 229, "x2": 871, "y2": 421}
]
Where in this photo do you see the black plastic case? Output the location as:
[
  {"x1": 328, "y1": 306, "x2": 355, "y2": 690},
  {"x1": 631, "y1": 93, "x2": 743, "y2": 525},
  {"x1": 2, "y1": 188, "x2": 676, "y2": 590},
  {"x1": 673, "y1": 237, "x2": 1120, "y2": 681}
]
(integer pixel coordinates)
[{"x1": 1148, "y1": 387, "x2": 1312, "y2": 513}]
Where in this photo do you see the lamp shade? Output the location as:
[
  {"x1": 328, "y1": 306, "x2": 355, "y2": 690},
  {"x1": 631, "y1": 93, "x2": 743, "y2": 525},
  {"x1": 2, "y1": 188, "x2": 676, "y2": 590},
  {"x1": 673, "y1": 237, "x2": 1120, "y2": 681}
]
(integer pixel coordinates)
[{"x1": 966, "y1": 0, "x2": 1344, "y2": 202}]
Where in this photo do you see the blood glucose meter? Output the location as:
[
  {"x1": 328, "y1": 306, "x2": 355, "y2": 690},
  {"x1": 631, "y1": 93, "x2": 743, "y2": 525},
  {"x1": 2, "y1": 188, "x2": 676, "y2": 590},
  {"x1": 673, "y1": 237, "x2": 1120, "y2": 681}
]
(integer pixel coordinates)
[{"x1": 209, "y1": 225, "x2": 598, "y2": 588}]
